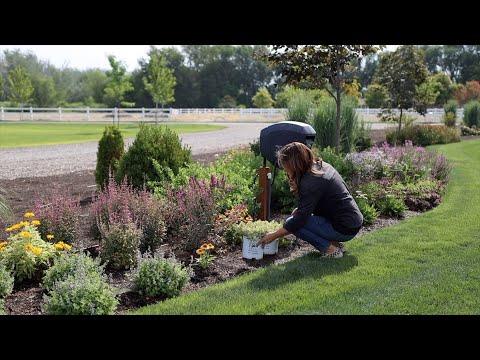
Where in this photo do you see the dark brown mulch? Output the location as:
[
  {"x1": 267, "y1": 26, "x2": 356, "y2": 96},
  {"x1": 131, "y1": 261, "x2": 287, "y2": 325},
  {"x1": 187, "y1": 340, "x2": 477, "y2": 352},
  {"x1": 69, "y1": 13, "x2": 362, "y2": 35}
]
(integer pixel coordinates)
[{"x1": 0, "y1": 147, "x2": 423, "y2": 315}]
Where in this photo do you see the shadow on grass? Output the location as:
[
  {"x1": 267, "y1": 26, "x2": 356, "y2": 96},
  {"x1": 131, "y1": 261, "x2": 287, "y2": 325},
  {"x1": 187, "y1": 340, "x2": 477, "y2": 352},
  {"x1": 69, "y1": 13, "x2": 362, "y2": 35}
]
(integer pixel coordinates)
[{"x1": 247, "y1": 252, "x2": 358, "y2": 291}]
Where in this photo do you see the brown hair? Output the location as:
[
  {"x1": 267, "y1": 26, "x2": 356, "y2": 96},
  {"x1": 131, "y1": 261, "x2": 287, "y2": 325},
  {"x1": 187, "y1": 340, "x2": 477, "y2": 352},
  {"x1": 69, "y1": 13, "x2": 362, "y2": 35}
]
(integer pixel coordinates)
[{"x1": 276, "y1": 142, "x2": 323, "y2": 194}]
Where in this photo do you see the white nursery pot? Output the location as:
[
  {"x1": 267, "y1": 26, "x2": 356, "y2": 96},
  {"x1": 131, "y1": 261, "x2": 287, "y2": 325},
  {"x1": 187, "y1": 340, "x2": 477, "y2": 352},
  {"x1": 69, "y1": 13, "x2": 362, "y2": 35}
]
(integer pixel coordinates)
[
  {"x1": 242, "y1": 236, "x2": 263, "y2": 260},
  {"x1": 263, "y1": 239, "x2": 279, "y2": 255}
]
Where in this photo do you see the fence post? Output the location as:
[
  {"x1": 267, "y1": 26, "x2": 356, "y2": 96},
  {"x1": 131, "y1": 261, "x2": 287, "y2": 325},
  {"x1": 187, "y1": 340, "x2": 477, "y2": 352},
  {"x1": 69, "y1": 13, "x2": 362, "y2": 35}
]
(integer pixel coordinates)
[
  {"x1": 1, "y1": 107, "x2": 3, "y2": 121},
  {"x1": 114, "y1": 107, "x2": 118, "y2": 126},
  {"x1": 142, "y1": 107, "x2": 145, "y2": 121},
  {"x1": 58, "y1": 107, "x2": 62, "y2": 121},
  {"x1": 86, "y1": 107, "x2": 90, "y2": 121},
  {"x1": 29, "y1": 107, "x2": 33, "y2": 121}
]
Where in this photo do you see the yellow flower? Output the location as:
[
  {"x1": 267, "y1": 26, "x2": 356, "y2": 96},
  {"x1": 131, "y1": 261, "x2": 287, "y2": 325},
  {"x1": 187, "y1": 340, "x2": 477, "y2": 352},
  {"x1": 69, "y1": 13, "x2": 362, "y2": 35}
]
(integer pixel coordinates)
[
  {"x1": 10, "y1": 223, "x2": 22, "y2": 230},
  {"x1": 206, "y1": 243, "x2": 214, "y2": 250},
  {"x1": 20, "y1": 221, "x2": 29, "y2": 227},
  {"x1": 0, "y1": 241, "x2": 7, "y2": 247},
  {"x1": 5, "y1": 227, "x2": 12, "y2": 232},
  {"x1": 63, "y1": 243, "x2": 72, "y2": 250},
  {"x1": 32, "y1": 247, "x2": 42, "y2": 256},
  {"x1": 24, "y1": 212, "x2": 35, "y2": 218},
  {"x1": 20, "y1": 231, "x2": 32, "y2": 238},
  {"x1": 196, "y1": 248, "x2": 205, "y2": 255},
  {"x1": 31, "y1": 220, "x2": 41, "y2": 226},
  {"x1": 47, "y1": 234, "x2": 54, "y2": 240},
  {"x1": 54, "y1": 243, "x2": 64, "y2": 250},
  {"x1": 200, "y1": 243, "x2": 209, "y2": 249},
  {"x1": 24, "y1": 244, "x2": 33, "y2": 251}
]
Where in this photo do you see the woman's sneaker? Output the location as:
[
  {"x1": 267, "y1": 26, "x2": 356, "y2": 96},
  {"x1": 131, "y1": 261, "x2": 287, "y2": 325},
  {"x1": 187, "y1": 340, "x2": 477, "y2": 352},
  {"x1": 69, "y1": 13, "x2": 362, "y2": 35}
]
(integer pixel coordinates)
[
  {"x1": 338, "y1": 242, "x2": 347, "y2": 253},
  {"x1": 321, "y1": 247, "x2": 344, "y2": 258}
]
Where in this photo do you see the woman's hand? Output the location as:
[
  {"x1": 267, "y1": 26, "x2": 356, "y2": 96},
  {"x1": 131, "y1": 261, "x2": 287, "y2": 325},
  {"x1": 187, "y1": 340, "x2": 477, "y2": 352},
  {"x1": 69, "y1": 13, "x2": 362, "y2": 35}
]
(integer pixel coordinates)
[{"x1": 257, "y1": 232, "x2": 277, "y2": 248}]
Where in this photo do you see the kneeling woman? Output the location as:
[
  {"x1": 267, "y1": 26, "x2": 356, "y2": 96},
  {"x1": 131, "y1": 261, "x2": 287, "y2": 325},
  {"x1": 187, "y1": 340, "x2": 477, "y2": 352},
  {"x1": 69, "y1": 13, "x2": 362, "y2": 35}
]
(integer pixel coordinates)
[{"x1": 257, "y1": 142, "x2": 363, "y2": 258}]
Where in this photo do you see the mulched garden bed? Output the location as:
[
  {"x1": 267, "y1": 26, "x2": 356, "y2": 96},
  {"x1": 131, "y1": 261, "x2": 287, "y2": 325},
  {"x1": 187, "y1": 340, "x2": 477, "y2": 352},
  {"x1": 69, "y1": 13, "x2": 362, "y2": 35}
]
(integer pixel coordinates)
[{"x1": 0, "y1": 146, "x2": 423, "y2": 315}]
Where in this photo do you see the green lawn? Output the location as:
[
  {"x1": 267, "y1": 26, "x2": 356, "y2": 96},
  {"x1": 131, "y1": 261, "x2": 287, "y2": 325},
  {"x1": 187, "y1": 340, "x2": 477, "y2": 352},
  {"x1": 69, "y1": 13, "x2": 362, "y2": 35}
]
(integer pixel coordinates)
[
  {"x1": 0, "y1": 122, "x2": 225, "y2": 148},
  {"x1": 133, "y1": 139, "x2": 480, "y2": 315}
]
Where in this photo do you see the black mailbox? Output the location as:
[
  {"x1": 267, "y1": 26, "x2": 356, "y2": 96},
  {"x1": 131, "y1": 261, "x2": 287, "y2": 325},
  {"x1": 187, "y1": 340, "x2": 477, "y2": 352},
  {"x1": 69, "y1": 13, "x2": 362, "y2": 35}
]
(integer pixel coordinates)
[{"x1": 260, "y1": 121, "x2": 316, "y2": 168}]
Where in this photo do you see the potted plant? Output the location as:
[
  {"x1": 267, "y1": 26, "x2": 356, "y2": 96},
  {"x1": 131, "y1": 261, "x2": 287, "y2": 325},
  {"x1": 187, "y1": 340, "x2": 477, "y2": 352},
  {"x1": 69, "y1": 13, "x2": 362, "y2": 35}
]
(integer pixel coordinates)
[{"x1": 237, "y1": 220, "x2": 284, "y2": 259}]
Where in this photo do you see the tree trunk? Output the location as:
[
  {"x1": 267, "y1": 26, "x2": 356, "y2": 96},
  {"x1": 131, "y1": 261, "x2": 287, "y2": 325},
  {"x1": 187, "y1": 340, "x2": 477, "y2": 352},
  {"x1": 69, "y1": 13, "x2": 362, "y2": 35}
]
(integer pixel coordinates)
[
  {"x1": 155, "y1": 103, "x2": 158, "y2": 124},
  {"x1": 398, "y1": 108, "x2": 403, "y2": 132},
  {"x1": 335, "y1": 89, "x2": 341, "y2": 155}
]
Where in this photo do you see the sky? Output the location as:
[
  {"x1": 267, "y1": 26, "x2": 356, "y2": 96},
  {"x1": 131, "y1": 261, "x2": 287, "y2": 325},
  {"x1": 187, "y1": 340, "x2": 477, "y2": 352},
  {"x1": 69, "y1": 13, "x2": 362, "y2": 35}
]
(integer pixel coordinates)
[{"x1": 0, "y1": 45, "x2": 399, "y2": 72}]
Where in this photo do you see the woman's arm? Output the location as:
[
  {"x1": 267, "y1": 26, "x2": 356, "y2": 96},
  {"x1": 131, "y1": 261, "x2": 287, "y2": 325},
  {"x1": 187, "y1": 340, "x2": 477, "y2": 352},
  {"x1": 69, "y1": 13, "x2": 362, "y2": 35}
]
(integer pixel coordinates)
[{"x1": 257, "y1": 227, "x2": 290, "y2": 247}]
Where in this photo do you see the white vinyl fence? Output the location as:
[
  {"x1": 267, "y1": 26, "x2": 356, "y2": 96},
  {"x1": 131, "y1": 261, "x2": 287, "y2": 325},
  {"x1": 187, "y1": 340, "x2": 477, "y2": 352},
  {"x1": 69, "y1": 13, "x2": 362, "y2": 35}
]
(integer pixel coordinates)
[{"x1": 0, "y1": 107, "x2": 458, "y2": 123}]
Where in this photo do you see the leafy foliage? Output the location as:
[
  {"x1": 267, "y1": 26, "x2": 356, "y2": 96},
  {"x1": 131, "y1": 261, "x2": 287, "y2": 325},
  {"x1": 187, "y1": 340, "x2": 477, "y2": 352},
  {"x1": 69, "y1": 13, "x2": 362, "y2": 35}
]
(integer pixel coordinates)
[
  {"x1": 95, "y1": 125, "x2": 125, "y2": 190},
  {"x1": 375, "y1": 45, "x2": 429, "y2": 132},
  {"x1": 259, "y1": 45, "x2": 383, "y2": 154},
  {"x1": 252, "y1": 87, "x2": 274, "y2": 108},
  {"x1": 0, "y1": 260, "x2": 14, "y2": 298},
  {"x1": 133, "y1": 253, "x2": 190, "y2": 298},
  {"x1": 116, "y1": 124, "x2": 191, "y2": 189},
  {"x1": 386, "y1": 125, "x2": 460, "y2": 147},
  {"x1": 42, "y1": 253, "x2": 104, "y2": 293},
  {"x1": 43, "y1": 275, "x2": 118, "y2": 315},
  {"x1": 463, "y1": 100, "x2": 480, "y2": 128}
]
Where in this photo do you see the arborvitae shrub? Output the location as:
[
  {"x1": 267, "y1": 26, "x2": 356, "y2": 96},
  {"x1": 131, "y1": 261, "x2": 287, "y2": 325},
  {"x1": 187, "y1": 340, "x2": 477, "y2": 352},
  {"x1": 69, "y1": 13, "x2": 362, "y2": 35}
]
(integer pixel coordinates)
[
  {"x1": 95, "y1": 126, "x2": 125, "y2": 190},
  {"x1": 116, "y1": 124, "x2": 191, "y2": 189}
]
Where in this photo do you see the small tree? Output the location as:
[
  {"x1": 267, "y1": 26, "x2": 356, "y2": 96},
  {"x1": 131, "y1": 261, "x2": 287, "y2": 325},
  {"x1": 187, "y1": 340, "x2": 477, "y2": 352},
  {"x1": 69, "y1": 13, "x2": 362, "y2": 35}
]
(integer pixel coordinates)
[
  {"x1": 8, "y1": 67, "x2": 33, "y2": 107},
  {"x1": 374, "y1": 45, "x2": 429, "y2": 132},
  {"x1": 104, "y1": 55, "x2": 134, "y2": 126},
  {"x1": 259, "y1": 45, "x2": 383, "y2": 154},
  {"x1": 252, "y1": 87, "x2": 274, "y2": 108},
  {"x1": 143, "y1": 47, "x2": 176, "y2": 123},
  {"x1": 365, "y1": 84, "x2": 387, "y2": 108},
  {"x1": 218, "y1": 95, "x2": 237, "y2": 108}
]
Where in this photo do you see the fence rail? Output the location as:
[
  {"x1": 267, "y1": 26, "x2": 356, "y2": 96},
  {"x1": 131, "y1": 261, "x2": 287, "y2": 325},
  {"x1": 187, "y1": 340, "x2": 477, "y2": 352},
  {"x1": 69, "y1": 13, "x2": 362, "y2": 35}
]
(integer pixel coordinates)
[{"x1": 0, "y1": 107, "x2": 458, "y2": 123}]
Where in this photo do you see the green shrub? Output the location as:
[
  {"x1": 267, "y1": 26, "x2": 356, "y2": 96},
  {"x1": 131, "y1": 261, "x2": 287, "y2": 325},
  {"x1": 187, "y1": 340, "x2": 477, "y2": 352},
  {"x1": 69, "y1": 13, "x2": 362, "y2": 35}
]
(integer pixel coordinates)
[
  {"x1": 133, "y1": 254, "x2": 190, "y2": 298},
  {"x1": 463, "y1": 101, "x2": 480, "y2": 128},
  {"x1": 444, "y1": 100, "x2": 457, "y2": 116},
  {"x1": 377, "y1": 195, "x2": 406, "y2": 217},
  {"x1": 355, "y1": 120, "x2": 373, "y2": 151},
  {"x1": 286, "y1": 93, "x2": 311, "y2": 123},
  {"x1": 354, "y1": 181, "x2": 388, "y2": 208},
  {"x1": 310, "y1": 97, "x2": 359, "y2": 153},
  {"x1": 151, "y1": 147, "x2": 260, "y2": 215},
  {"x1": 116, "y1": 124, "x2": 192, "y2": 189},
  {"x1": 250, "y1": 138, "x2": 261, "y2": 157},
  {"x1": 42, "y1": 253, "x2": 103, "y2": 293},
  {"x1": 356, "y1": 198, "x2": 379, "y2": 225},
  {"x1": 0, "y1": 260, "x2": 14, "y2": 298},
  {"x1": 355, "y1": 190, "x2": 379, "y2": 225},
  {"x1": 386, "y1": 125, "x2": 460, "y2": 146},
  {"x1": 390, "y1": 180, "x2": 443, "y2": 212},
  {"x1": 442, "y1": 112, "x2": 456, "y2": 128},
  {"x1": 460, "y1": 125, "x2": 480, "y2": 136},
  {"x1": 99, "y1": 222, "x2": 141, "y2": 270},
  {"x1": 0, "y1": 299, "x2": 5, "y2": 315},
  {"x1": 316, "y1": 146, "x2": 354, "y2": 180},
  {"x1": 95, "y1": 126, "x2": 125, "y2": 190},
  {"x1": 43, "y1": 275, "x2": 118, "y2": 315}
]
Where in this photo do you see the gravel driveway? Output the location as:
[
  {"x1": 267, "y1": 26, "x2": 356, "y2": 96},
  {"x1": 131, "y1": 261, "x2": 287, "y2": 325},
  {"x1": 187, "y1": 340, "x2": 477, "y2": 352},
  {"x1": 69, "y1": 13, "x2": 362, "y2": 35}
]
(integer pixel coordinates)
[{"x1": 0, "y1": 123, "x2": 271, "y2": 180}]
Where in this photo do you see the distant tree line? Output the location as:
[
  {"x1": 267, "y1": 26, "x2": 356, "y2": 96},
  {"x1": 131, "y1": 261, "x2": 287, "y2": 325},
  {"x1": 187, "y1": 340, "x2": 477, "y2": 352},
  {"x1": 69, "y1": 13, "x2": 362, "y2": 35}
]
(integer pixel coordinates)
[
  {"x1": 0, "y1": 45, "x2": 278, "y2": 108},
  {"x1": 1, "y1": 45, "x2": 480, "y2": 109}
]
